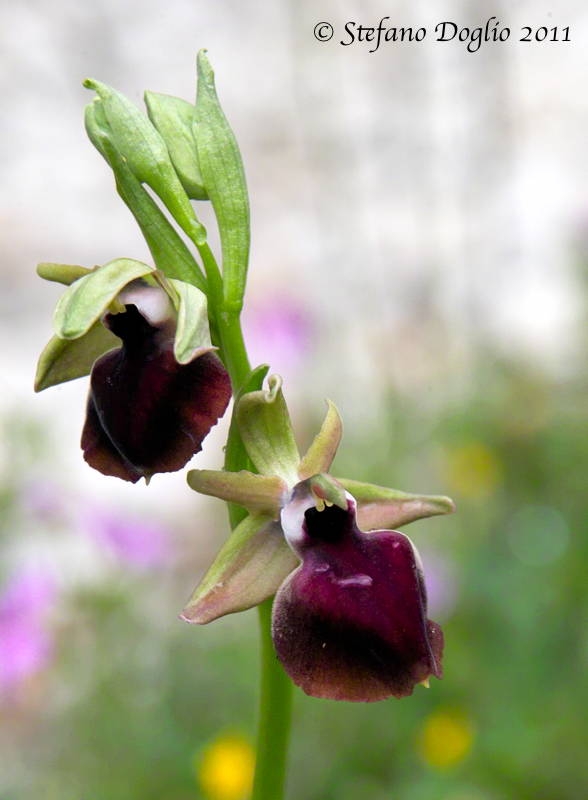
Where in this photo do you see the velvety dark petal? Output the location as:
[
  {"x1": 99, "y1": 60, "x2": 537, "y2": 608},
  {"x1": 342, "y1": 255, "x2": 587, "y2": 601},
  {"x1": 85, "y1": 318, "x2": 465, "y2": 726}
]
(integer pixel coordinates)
[
  {"x1": 81, "y1": 305, "x2": 231, "y2": 482},
  {"x1": 81, "y1": 396, "x2": 144, "y2": 482},
  {"x1": 273, "y1": 491, "x2": 443, "y2": 702}
]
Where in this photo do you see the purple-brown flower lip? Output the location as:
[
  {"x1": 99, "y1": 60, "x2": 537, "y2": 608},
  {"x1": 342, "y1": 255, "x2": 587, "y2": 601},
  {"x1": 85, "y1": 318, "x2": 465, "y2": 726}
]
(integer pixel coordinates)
[
  {"x1": 82, "y1": 291, "x2": 231, "y2": 483},
  {"x1": 273, "y1": 479, "x2": 443, "y2": 701}
]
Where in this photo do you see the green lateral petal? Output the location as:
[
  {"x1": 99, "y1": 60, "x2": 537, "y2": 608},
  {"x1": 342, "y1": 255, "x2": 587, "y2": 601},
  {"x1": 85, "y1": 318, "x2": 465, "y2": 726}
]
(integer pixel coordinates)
[
  {"x1": 37, "y1": 263, "x2": 91, "y2": 286},
  {"x1": 144, "y1": 91, "x2": 207, "y2": 200},
  {"x1": 298, "y1": 400, "x2": 343, "y2": 479},
  {"x1": 34, "y1": 323, "x2": 119, "y2": 392},
  {"x1": 83, "y1": 80, "x2": 206, "y2": 246},
  {"x1": 181, "y1": 515, "x2": 298, "y2": 624},
  {"x1": 167, "y1": 279, "x2": 213, "y2": 364},
  {"x1": 337, "y1": 478, "x2": 456, "y2": 531},
  {"x1": 85, "y1": 101, "x2": 206, "y2": 291},
  {"x1": 187, "y1": 469, "x2": 287, "y2": 517},
  {"x1": 236, "y1": 374, "x2": 300, "y2": 484},
  {"x1": 53, "y1": 258, "x2": 155, "y2": 340},
  {"x1": 194, "y1": 50, "x2": 250, "y2": 313}
]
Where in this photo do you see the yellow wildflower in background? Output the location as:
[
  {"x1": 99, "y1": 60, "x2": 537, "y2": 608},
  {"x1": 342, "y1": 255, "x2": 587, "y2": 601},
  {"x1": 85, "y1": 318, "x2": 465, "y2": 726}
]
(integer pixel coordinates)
[
  {"x1": 444, "y1": 442, "x2": 503, "y2": 499},
  {"x1": 195, "y1": 732, "x2": 255, "y2": 800},
  {"x1": 417, "y1": 708, "x2": 474, "y2": 768}
]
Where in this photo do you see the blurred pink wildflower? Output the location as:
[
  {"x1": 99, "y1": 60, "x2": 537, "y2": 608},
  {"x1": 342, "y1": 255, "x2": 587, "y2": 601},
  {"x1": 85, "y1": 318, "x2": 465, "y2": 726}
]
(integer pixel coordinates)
[
  {"x1": 243, "y1": 293, "x2": 312, "y2": 375},
  {"x1": 82, "y1": 508, "x2": 171, "y2": 568},
  {"x1": 0, "y1": 568, "x2": 57, "y2": 691}
]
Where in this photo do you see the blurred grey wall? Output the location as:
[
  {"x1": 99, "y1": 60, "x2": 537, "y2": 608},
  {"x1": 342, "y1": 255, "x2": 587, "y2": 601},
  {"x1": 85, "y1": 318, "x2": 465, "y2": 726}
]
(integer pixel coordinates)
[{"x1": 1, "y1": 0, "x2": 586, "y2": 485}]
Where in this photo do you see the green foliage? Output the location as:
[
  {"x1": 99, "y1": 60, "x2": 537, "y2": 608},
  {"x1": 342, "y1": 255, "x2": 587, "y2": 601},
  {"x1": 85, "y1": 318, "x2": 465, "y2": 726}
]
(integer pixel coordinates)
[{"x1": 7, "y1": 344, "x2": 588, "y2": 798}]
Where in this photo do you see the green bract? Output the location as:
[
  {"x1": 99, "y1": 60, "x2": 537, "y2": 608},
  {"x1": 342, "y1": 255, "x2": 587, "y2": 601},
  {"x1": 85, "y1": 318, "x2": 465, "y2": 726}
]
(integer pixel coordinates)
[{"x1": 194, "y1": 50, "x2": 250, "y2": 312}]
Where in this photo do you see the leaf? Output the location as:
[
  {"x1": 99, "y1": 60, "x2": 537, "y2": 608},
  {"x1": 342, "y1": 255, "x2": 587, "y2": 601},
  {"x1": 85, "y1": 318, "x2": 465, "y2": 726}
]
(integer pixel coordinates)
[
  {"x1": 144, "y1": 91, "x2": 207, "y2": 200},
  {"x1": 83, "y1": 79, "x2": 206, "y2": 245},
  {"x1": 53, "y1": 258, "x2": 155, "y2": 339},
  {"x1": 35, "y1": 322, "x2": 119, "y2": 392},
  {"x1": 84, "y1": 100, "x2": 207, "y2": 291},
  {"x1": 194, "y1": 50, "x2": 250, "y2": 312}
]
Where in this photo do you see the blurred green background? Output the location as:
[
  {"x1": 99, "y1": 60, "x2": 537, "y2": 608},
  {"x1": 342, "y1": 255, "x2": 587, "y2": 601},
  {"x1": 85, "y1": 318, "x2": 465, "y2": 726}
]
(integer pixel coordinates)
[
  {"x1": 3, "y1": 328, "x2": 588, "y2": 800},
  {"x1": 2, "y1": 0, "x2": 587, "y2": 798}
]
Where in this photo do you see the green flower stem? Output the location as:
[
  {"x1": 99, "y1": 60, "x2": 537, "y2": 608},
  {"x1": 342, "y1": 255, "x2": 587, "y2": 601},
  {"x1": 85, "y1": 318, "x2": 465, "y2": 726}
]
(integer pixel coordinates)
[
  {"x1": 251, "y1": 598, "x2": 293, "y2": 800},
  {"x1": 195, "y1": 240, "x2": 224, "y2": 310},
  {"x1": 204, "y1": 250, "x2": 292, "y2": 800},
  {"x1": 217, "y1": 310, "x2": 251, "y2": 393}
]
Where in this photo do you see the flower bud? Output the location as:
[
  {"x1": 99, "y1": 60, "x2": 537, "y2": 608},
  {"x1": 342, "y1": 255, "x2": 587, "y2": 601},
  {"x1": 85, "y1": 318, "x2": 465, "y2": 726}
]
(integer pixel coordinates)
[{"x1": 145, "y1": 92, "x2": 208, "y2": 200}]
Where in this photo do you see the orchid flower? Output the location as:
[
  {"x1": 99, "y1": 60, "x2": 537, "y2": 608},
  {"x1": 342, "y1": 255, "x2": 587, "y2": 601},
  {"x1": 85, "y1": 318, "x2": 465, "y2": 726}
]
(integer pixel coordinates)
[
  {"x1": 184, "y1": 376, "x2": 454, "y2": 702},
  {"x1": 34, "y1": 259, "x2": 231, "y2": 482}
]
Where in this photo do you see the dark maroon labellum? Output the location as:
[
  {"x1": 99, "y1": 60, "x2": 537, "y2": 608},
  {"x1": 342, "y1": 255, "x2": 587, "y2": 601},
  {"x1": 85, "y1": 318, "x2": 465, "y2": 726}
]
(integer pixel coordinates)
[
  {"x1": 81, "y1": 305, "x2": 231, "y2": 482},
  {"x1": 273, "y1": 499, "x2": 443, "y2": 701}
]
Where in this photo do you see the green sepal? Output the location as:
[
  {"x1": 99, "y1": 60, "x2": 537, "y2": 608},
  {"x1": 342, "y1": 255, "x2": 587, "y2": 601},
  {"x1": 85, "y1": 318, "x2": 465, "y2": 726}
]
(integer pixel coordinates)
[
  {"x1": 298, "y1": 400, "x2": 343, "y2": 480},
  {"x1": 37, "y1": 263, "x2": 91, "y2": 286},
  {"x1": 180, "y1": 514, "x2": 298, "y2": 624},
  {"x1": 144, "y1": 91, "x2": 207, "y2": 200},
  {"x1": 53, "y1": 258, "x2": 155, "y2": 340},
  {"x1": 194, "y1": 50, "x2": 250, "y2": 312},
  {"x1": 166, "y1": 278, "x2": 213, "y2": 364},
  {"x1": 234, "y1": 364, "x2": 270, "y2": 401},
  {"x1": 34, "y1": 322, "x2": 119, "y2": 392},
  {"x1": 236, "y1": 374, "x2": 300, "y2": 485},
  {"x1": 83, "y1": 79, "x2": 206, "y2": 246},
  {"x1": 337, "y1": 478, "x2": 456, "y2": 531},
  {"x1": 187, "y1": 469, "x2": 288, "y2": 517},
  {"x1": 85, "y1": 101, "x2": 206, "y2": 291}
]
